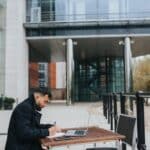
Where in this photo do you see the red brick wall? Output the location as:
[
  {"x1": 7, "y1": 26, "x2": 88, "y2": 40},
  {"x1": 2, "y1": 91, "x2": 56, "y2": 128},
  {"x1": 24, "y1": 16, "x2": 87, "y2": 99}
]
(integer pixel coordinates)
[
  {"x1": 29, "y1": 62, "x2": 66, "y2": 100},
  {"x1": 49, "y1": 63, "x2": 56, "y2": 89},
  {"x1": 29, "y1": 63, "x2": 39, "y2": 88}
]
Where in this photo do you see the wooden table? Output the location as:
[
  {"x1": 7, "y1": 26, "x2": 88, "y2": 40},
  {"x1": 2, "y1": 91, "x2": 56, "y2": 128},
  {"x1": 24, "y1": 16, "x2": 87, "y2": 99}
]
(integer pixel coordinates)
[{"x1": 41, "y1": 127, "x2": 125, "y2": 148}]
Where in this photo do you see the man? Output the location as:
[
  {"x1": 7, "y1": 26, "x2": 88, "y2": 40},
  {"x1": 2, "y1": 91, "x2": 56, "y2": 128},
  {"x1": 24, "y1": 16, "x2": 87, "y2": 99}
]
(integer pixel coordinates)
[{"x1": 5, "y1": 88, "x2": 60, "y2": 150}]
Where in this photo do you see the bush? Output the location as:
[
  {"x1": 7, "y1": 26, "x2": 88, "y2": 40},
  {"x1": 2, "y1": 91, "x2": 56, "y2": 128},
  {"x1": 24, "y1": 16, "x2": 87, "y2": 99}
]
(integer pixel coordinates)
[
  {"x1": 3, "y1": 97, "x2": 15, "y2": 110},
  {"x1": 0, "y1": 97, "x2": 2, "y2": 109}
]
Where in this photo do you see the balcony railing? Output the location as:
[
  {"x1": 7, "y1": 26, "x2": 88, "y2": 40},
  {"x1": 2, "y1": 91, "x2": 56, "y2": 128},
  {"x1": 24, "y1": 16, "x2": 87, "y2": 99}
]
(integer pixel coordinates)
[{"x1": 26, "y1": 11, "x2": 150, "y2": 23}]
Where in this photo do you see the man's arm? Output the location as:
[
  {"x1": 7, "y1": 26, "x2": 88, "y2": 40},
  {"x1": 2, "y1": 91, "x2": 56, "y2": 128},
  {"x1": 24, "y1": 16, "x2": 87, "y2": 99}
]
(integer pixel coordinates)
[
  {"x1": 39, "y1": 124, "x2": 54, "y2": 129},
  {"x1": 15, "y1": 106, "x2": 49, "y2": 141}
]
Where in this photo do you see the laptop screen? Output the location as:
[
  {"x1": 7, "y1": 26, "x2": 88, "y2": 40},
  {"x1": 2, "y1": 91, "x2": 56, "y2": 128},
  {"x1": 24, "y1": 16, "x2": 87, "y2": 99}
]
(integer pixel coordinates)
[{"x1": 117, "y1": 115, "x2": 136, "y2": 145}]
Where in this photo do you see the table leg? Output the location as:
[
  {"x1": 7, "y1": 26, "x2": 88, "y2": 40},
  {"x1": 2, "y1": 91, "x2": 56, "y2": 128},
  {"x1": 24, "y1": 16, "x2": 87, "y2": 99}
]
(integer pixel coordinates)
[
  {"x1": 48, "y1": 146, "x2": 52, "y2": 150},
  {"x1": 93, "y1": 143, "x2": 97, "y2": 148},
  {"x1": 67, "y1": 145, "x2": 71, "y2": 150}
]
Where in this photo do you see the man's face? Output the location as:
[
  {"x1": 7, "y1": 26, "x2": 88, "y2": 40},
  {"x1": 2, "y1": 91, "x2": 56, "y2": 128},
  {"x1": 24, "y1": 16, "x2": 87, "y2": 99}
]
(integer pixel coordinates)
[{"x1": 34, "y1": 93, "x2": 50, "y2": 108}]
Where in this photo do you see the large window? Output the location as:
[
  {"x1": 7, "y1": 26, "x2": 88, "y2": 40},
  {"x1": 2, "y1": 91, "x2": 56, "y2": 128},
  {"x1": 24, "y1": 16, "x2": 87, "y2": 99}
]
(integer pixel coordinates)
[
  {"x1": 26, "y1": 0, "x2": 150, "y2": 22},
  {"x1": 38, "y1": 63, "x2": 48, "y2": 88}
]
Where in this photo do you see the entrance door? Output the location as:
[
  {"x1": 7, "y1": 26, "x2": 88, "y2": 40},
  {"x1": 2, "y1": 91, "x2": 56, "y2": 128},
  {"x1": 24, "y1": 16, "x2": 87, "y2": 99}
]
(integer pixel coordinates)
[{"x1": 74, "y1": 57, "x2": 124, "y2": 102}]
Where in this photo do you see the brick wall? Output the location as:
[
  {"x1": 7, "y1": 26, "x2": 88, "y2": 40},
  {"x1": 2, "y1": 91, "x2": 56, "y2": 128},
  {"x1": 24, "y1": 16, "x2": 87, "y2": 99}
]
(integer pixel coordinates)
[
  {"x1": 29, "y1": 63, "x2": 39, "y2": 88},
  {"x1": 49, "y1": 63, "x2": 56, "y2": 89},
  {"x1": 29, "y1": 62, "x2": 66, "y2": 100}
]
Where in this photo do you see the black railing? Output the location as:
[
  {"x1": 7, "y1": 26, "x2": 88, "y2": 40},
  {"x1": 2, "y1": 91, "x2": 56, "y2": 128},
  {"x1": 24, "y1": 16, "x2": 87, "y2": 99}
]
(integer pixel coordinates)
[{"x1": 102, "y1": 91, "x2": 150, "y2": 150}]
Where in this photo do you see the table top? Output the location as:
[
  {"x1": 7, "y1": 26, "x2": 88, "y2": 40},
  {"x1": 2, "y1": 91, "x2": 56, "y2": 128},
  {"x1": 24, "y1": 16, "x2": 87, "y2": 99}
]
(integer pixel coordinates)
[{"x1": 41, "y1": 126, "x2": 125, "y2": 147}]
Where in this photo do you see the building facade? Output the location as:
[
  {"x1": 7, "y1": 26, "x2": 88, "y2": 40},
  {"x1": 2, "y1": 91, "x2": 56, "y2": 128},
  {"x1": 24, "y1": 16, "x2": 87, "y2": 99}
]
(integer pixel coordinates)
[
  {"x1": 0, "y1": 0, "x2": 6, "y2": 95},
  {"x1": 1, "y1": 0, "x2": 150, "y2": 103}
]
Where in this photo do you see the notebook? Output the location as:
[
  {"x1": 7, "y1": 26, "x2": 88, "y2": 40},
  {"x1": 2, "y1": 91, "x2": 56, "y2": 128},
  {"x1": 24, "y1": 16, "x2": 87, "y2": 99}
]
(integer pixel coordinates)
[{"x1": 47, "y1": 132, "x2": 65, "y2": 139}]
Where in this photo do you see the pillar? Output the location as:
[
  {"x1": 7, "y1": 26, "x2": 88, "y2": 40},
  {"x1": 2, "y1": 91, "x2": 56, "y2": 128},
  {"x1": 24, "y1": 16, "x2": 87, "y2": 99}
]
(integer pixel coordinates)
[
  {"x1": 124, "y1": 37, "x2": 132, "y2": 93},
  {"x1": 66, "y1": 39, "x2": 74, "y2": 105}
]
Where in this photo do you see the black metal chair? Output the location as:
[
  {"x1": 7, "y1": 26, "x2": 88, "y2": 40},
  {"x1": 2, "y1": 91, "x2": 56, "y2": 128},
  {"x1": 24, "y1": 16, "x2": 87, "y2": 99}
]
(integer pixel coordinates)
[{"x1": 86, "y1": 114, "x2": 136, "y2": 150}]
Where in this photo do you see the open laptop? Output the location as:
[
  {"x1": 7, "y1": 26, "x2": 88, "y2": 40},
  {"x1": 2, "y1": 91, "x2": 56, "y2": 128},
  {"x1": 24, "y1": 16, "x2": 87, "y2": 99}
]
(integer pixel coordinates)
[{"x1": 65, "y1": 129, "x2": 88, "y2": 137}]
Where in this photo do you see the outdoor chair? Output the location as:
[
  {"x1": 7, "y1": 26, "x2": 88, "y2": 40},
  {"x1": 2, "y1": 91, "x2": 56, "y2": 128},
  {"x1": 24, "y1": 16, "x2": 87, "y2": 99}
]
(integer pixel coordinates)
[{"x1": 86, "y1": 114, "x2": 136, "y2": 150}]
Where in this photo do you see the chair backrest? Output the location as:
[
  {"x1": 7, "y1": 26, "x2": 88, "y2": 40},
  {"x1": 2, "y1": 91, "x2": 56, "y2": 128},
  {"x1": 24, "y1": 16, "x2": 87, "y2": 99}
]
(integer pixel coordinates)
[{"x1": 117, "y1": 114, "x2": 136, "y2": 146}]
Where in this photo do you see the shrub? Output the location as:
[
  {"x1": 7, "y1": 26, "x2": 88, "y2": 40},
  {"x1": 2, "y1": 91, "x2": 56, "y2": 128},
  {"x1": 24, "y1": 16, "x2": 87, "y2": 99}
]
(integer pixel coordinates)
[{"x1": 3, "y1": 97, "x2": 15, "y2": 110}]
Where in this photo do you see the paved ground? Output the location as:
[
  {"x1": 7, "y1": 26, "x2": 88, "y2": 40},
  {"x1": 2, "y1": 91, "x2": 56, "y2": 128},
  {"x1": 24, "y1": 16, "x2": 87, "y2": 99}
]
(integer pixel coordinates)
[{"x1": 0, "y1": 101, "x2": 150, "y2": 150}]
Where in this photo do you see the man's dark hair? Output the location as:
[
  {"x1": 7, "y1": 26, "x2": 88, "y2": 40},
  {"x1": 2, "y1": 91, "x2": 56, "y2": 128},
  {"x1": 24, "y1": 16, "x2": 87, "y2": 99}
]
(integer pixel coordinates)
[{"x1": 33, "y1": 88, "x2": 52, "y2": 98}]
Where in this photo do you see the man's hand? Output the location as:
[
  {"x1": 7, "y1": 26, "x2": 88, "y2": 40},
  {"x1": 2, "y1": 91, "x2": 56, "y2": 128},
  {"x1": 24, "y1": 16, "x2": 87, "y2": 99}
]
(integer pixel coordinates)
[
  {"x1": 48, "y1": 125, "x2": 61, "y2": 136},
  {"x1": 55, "y1": 125, "x2": 61, "y2": 132}
]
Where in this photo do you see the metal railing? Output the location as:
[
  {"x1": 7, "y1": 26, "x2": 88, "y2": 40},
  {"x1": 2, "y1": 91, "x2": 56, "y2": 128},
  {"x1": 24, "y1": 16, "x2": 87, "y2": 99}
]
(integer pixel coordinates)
[
  {"x1": 102, "y1": 91, "x2": 150, "y2": 150},
  {"x1": 26, "y1": 11, "x2": 150, "y2": 23}
]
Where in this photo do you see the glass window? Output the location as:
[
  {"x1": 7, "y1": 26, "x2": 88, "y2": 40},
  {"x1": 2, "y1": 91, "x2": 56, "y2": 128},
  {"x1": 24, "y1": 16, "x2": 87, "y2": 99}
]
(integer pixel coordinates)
[
  {"x1": 41, "y1": 0, "x2": 55, "y2": 21},
  {"x1": 86, "y1": 0, "x2": 97, "y2": 20},
  {"x1": 39, "y1": 80, "x2": 46, "y2": 87},
  {"x1": 39, "y1": 63, "x2": 45, "y2": 70},
  {"x1": 39, "y1": 72, "x2": 45, "y2": 79},
  {"x1": 55, "y1": 0, "x2": 68, "y2": 21},
  {"x1": 26, "y1": 0, "x2": 150, "y2": 22},
  {"x1": 128, "y1": 0, "x2": 150, "y2": 18},
  {"x1": 38, "y1": 63, "x2": 48, "y2": 87}
]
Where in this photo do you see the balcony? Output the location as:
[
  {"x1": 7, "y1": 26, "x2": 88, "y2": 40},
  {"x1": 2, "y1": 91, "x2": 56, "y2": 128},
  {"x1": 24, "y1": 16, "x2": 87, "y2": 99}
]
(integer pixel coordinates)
[
  {"x1": 25, "y1": 0, "x2": 150, "y2": 27},
  {"x1": 25, "y1": 11, "x2": 150, "y2": 29},
  {"x1": 26, "y1": 11, "x2": 150, "y2": 23}
]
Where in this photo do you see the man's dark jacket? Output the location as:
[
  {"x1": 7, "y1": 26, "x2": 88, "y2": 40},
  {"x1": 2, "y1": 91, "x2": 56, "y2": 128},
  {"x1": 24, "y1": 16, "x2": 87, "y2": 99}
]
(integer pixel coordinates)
[{"x1": 5, "y1": 95, "x2": 53, "y2": 150}]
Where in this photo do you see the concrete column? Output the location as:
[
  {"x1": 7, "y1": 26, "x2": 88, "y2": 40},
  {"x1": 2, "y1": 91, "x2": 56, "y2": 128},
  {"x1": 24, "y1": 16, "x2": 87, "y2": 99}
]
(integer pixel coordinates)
[
  {"x1": 5, "y1": 0, "x2": 29, "y2": 102},
  {"x1": 66, "y1": 39, "x2": 74, "y2": 105},
  {"x1": 124, "y1": 37, "x2": 132, "y2": 92}
]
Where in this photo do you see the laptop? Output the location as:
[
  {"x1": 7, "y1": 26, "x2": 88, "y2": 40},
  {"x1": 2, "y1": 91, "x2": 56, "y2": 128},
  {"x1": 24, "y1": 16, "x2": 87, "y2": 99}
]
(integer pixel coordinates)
[{"x1": 65, "y1": 129, "x2": 88, "y2": 137}]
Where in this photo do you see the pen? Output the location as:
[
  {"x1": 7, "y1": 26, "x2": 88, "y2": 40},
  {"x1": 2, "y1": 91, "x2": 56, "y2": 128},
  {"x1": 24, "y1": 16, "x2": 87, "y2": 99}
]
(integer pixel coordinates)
[{"x1": 54, "y1": 121, "x2": 56, "y2": 126}]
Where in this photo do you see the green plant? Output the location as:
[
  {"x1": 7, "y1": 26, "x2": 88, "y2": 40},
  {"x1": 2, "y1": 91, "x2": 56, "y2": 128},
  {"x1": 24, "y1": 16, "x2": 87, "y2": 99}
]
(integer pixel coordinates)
[
  {"x1": 4, "y1": 97, "x2": 15, "y2": 103},
  {"x1": 4, "y1": 97, "x2": 15, "y2": 110},
  {"x1": 133, "y1": 57, "x2": 150, "y2": 91},
  {"x1": 0, "y1": 97, "x2": 3, "y2": 109}
]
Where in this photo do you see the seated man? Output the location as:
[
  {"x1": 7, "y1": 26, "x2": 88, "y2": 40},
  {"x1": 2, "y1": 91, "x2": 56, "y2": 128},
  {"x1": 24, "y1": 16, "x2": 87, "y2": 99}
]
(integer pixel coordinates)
[{"x1": 5, "y1": 88, "x2": 61, "y2": 150}]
